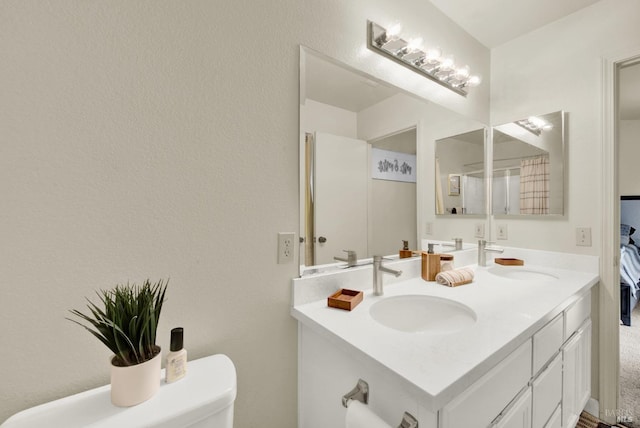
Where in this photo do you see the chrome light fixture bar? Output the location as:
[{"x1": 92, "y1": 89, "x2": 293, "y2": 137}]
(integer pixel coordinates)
[
  {"x1": 367, "y1": 20, "x2": 480, "y2": 97},
  {"x1": 515, "y1": 116, "x2": 553, "y2": 136}
]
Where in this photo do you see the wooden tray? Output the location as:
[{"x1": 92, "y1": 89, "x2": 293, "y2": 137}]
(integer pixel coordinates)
[
  {"x1": 495, "y1": 258, "x2": 524, "y2": 266},
  {"x1": 328, "y1": 289, "x2": 363, "y2": 311}
]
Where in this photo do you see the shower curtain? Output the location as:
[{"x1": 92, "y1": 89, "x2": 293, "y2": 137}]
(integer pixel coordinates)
[{"x1": 519, "y1": 156, "x2": 549, "y2": 214}]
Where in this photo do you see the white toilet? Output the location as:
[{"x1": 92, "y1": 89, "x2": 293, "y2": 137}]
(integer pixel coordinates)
[{"x1": 1, "y1": 354, "x2": 237, "y2": 428}]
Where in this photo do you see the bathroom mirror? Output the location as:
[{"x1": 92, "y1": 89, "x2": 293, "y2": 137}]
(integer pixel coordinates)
[
  {"x1": 299, "y1": 46, "x2": 487, "y2": 274},
  {"x1": 492, "y1": 111, "x2": 565, "y2": 216},
  {"x1": 435, "y1": 129, "x2": 486, "y2": 215}
]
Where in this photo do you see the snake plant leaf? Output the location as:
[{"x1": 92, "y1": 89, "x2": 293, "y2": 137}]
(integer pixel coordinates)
[{"x1": 68, "y1": 279, "x2": 168, "y2": 367}]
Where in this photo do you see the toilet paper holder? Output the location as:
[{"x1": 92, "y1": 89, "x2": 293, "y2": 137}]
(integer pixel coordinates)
[
  {"x1": 342, "y1": 379, "x2": 369, "y2": 407},
  {"x1": 341, "y1": 379, "x2": 419, "y2": 428}
]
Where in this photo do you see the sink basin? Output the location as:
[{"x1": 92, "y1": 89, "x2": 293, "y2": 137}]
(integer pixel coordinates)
[
  {"x1": 487, "y1": 267, "x2": 558, "y2": 281},
  {"x1": 369, "y1": 295, "x2": 477, "y2": 333}
]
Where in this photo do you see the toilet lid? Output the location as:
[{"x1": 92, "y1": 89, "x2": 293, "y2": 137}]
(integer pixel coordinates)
[{"x1": 1, "y1": 354, "x2": 237, "y2": 428}]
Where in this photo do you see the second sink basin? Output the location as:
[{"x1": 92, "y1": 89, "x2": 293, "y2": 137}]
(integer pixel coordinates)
[
  {"x1": 488, "y1": 266, "x2": 559, "y2": 281},
  {"x1": 369, "y1": 295, "x2": 477, "y2": 334}
]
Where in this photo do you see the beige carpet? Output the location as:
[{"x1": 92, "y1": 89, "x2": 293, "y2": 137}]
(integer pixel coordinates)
[{"x1": 620, "y1": 304, "x2": 640, "y2": 427}]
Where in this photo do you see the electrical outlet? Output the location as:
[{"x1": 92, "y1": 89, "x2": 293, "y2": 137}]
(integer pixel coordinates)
[
  {"x1": 425, "y1": 222, "x2": 433, "y2": 235},
  {"x1": 497, "y1": 224, "x2": 508, "y2": 240},
  {"x1": 278, "y1": 232, "x2": 295, "y2": 263},
  {"x1": 576, "y1": 228, "x2": 592, "y2": 247},
  {"x1": 474, "y1": 223, "x2": 485, "y2": 238}
]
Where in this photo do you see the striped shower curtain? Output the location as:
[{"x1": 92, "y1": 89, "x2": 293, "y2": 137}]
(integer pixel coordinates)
[{"x1": 519, "y1": 156, "x2": 549, "y2": 214}]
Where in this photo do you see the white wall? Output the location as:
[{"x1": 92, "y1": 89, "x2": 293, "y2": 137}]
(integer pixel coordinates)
[
  {"x1": 0, "y1": 0, "x2": 489, "y2": 425},
  {"x1": 619, "y1": 120, "x2": 640, "y2": 196}
]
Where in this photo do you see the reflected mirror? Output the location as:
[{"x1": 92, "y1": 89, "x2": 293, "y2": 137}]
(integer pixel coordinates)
[
  {"x1": 492, "y1": 111, "x2": 565, "y2": 216},
  {"x1": 299, "y1": 46, "x2": 487, "y2": 275},
  {"x1": 435, "y1": 129, "x2": 486, "y2": 215}
]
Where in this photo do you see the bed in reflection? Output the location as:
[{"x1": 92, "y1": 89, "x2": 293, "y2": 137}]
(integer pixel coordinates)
[{"x1": 620, "y1": 196, "x2": 640, "y2": 326}]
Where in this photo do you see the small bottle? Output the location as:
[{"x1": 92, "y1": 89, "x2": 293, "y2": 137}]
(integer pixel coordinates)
[
  {"x1": 166, "y1": 327, "x2": 187, "y2": 383},
  {"x1": 399, "y1": 240, "x2": 413, "y2": 259}
]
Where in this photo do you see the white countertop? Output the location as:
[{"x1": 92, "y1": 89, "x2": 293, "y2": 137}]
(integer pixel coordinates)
[{"x1": 291, "y1": 255, "x2": 598, "y2": 411}]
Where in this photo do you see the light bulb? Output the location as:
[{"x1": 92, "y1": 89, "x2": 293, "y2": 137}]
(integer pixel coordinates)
[
  {"x1": 528, "y1": 116, "x2": 544, "y2": 128},
  {"x1": 386, "y1": 23, "x2": 402, "y2": 39},
  {"x1": 425, "y1": 47, "x2": 442, "y2": 63},
  {"x1": 440, "y1": 56, "x2": 455, "y2": 71},
  {"x1": 406, "y1": 37, "x2": 423, "y2": 52},
  {"x1": 467, "y1": 75, "x2": 481, "y2": 87},
  {"x1": 455, "y1": 65, "x2": 470, "y2": 79}
]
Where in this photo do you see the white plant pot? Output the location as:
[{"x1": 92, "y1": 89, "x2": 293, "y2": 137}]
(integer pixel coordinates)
[{"x1": 110, "y1": 348, "x2": 162, "y2": 407}]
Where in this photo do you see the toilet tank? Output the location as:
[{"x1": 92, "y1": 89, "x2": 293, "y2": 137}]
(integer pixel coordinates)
[{"x1": 1, "y1": 354, "x2": 237, "y2": 428}]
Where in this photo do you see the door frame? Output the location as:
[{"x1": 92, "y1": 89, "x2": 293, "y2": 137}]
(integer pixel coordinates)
[{"x1": 600, "y1": 48, "x2": 640, "y2": 424}]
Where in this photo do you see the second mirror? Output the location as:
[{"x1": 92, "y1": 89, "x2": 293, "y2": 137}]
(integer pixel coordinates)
[{"x1": 492, "y1": 111, "x2": 565, "y2": 216}]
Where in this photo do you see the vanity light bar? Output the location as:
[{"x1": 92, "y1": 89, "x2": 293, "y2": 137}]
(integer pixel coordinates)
[
  {"x1": 367, "y1": 20, "x2": 481, "y2": 97},
  {"x1": 515, "y1": 116, "x2": 553, "y2": 136}
]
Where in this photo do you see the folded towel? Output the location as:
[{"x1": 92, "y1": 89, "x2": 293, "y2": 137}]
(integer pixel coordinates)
[{"x1": 435, "y1": 267, "x2": 474, "y2": 287}]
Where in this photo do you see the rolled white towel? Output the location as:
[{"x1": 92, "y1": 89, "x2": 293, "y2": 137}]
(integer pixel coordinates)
[{"x1": 435, "y1": 267, "x2": 474, "y2": 287}]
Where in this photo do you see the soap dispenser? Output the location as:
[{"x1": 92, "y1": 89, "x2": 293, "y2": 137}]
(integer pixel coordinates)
[
  {"x1": 399, "y1": 240, "x2": 413, "y2": 259},
  {"x1": 421, "y1": 243, "x2": 441, "y2": 281}
]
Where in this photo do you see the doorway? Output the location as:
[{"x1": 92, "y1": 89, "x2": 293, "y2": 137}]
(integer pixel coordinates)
[{"x1": 617, "y1": 57, "x2": 640, "y2": 427}]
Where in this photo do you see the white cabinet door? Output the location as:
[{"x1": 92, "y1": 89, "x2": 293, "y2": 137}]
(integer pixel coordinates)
[
  {"x1": 494, "y1": 387, "x2": 532, "y2": 428},
  {"x1": 532, "y1": 353, "x2": 562, "y2": 428},
  {"x1": 544, "y1": 405, "x2": 561, "y2": 428},
  {"x1": 562, "y1": 319, "x2": 592, "y2": 428}
]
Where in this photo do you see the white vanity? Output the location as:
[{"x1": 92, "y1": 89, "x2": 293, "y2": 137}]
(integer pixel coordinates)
[{"x1": 291, "y1": 249, "x2": 598, "y2": 428}]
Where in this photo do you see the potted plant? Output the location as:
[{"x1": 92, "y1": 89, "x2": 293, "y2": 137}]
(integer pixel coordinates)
[{"x1": 68, "y1": 278, "x2": 168, "y2": 407}]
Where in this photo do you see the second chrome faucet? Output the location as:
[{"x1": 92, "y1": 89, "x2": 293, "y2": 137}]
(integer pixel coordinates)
[
  {"x1": 373, "y1": 255, "x2": 402, "y2": 296},
  {"x1": 478, "y1": 240, "x2": 504, "y2": 266}
]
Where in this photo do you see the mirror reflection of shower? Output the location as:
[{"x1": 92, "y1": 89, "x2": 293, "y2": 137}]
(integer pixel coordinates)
[
  {"x1": 435, "y1": 128, "x2": 486, "y2": 216},
  {"x1": 492, "y1": 111, "x2": 565, "y2": 216}
]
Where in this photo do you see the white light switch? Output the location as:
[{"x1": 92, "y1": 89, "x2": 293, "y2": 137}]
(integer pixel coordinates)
[
  {"x1": 425, "y1": 222, "x2": 433, "y2": 235},
  {"x1": 497, "y1": 224, "x2": 508, "y2": 240},
  {"x1": 576, "y1": 228, "x2": 592, "y2": 247},
  {"x1": 474, "y1": 223, "x2": 485, "y2": 238}
]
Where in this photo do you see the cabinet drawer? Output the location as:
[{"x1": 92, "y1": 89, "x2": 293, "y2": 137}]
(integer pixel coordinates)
[
  {"x1": 532, "y1": 353, "x2": 562, "y2": 428},
  {"x1": 493, "y1": 387, "x2": 532, "y2": 428},
  {"x1": 565, "y1": 292, "x2": 591, "y2": 340},
  {"x1": 532, "y1": 314, "x2": 563, "y2": 375},
  {"x1": 441, "y1": 340, "x2": 532, "y2": 428}
]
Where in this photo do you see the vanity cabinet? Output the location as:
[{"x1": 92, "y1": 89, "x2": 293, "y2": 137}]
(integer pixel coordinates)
[
  {"x1": 294, "y1": 268, "x2": 595, "y2": 428},
  {"x1": 444, "y1": 291, "x2": 591, "y2": 428}
]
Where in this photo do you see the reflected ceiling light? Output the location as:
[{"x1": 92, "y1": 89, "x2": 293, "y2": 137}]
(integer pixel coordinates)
[
  {"x1": 367, "y1": 20, "x2": 481, "y2": 96},
  {"x1": 515, "y1": 116, "x2": 554, "y2": 136}
]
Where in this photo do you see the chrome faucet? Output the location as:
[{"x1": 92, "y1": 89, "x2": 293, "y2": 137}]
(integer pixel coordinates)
[
  {"x1": 373, "y1": 255, "x2": 402, "y2": 296},
  {"x1": 334, "y1": 250, "x2": 358, "y2": 267},
  {"x1": 478, "y1": 240, "x2": 504, "y2": 266},
  {"x1": 441, "y1": 238, "x2": 463, "y2": 251}
]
